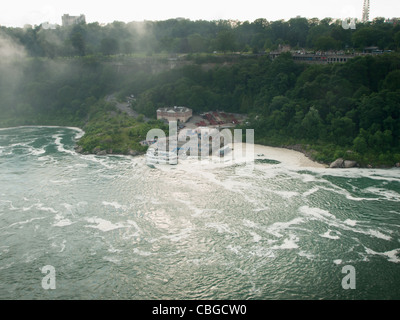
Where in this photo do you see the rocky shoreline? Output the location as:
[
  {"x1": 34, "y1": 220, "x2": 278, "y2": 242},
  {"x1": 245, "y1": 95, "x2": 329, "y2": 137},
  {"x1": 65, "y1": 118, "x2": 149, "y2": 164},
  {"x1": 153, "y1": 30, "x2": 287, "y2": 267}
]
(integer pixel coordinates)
[
  {"x1": 74, "y1": 145, "x2": 145, "y2": 157},
  {"x1": 74, "y1": 142, "x2": 400, "y2": 169},
  {"x1": 282, "y1": 144, "x2": 400, "y2": 169}
]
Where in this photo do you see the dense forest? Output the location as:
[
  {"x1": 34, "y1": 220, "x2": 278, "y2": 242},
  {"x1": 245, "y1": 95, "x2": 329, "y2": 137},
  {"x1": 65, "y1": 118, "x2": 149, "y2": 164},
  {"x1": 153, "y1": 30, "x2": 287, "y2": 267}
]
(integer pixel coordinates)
[
  {"x1": 0, "y1": 17, "x2": 399, "y2": 166},
  {"x1": 2, "y1": 16, "x2": 400, "y2": 56}
]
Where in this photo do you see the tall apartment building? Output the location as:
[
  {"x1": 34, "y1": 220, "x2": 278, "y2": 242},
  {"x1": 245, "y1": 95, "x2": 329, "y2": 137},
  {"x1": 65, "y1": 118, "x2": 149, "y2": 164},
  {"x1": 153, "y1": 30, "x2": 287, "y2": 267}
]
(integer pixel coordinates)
[{"x1": 62, "y1": 14, "x2": 86, "y2": 27}]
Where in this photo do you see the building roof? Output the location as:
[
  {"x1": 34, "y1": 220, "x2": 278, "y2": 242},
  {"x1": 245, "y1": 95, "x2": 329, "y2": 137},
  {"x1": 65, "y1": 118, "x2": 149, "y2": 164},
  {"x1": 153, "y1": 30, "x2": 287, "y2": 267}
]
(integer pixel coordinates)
[{"x1": 157, "y1": 106, "x2": 192, "y2": 113}]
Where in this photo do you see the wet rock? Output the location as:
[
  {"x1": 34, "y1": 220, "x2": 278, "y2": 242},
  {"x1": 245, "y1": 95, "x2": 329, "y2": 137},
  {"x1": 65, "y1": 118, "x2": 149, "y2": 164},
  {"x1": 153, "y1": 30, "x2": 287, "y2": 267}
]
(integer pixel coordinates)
[
  {"x1": 92, "y1": 147, "x2": 101, "y2": 154},
  {"x1": 96, "y1": 150, "x2": 107, "y2": 156},
  {"x1": 74, "y1": 145, "x2": 83, "y2": 153},
  {"x1": 128, "y1": 149, "x2": 139, "y2": 156},
  {"x1": 329, "y1": 158, "x2": 344, "y2": 168},
  {"x1": 344, "y1": 160, "x2": 358, "y2": 168}
]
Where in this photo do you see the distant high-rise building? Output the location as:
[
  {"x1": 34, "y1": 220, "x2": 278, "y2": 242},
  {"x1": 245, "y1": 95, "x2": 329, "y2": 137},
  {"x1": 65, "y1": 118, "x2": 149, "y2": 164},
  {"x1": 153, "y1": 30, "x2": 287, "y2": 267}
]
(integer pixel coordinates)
[
  {"x1": 62, "y1": 14, "x2": 86, "y2": 27},
  {"x1": 362, "y1": 0, "x2": 370, "y2": 23}
]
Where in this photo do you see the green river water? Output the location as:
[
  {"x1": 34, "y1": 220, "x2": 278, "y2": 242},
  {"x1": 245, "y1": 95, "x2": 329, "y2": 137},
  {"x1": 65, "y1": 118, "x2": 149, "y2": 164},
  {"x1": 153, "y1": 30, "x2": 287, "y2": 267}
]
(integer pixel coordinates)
[{"x1": 0, "y1": 126, "x2": 399, "y2": 299}]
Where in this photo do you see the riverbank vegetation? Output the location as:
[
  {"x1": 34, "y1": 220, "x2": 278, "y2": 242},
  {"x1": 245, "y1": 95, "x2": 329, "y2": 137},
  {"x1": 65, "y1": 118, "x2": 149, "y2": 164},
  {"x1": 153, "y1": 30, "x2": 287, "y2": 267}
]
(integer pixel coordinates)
[{"x1": 0, "y1": 17, "x2": 399, "y2": 166}]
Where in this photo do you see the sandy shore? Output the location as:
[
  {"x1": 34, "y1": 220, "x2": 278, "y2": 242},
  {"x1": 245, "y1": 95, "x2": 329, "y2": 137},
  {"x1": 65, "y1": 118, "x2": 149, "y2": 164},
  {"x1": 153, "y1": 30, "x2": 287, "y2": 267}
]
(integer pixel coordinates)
[
  {"x1": 252, "y1": 144, "x2": 327, "y2": 168},
  {"x1": 172, "y1": 143, "x2": 327, "y2": 169}
]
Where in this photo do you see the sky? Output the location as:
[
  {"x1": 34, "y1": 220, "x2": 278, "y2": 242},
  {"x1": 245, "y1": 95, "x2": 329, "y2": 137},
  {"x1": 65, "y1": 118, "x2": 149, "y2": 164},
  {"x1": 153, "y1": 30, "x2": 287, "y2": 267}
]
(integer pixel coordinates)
[{"x1": 1, "y1": 0, "x2": 399, "y2": 27}]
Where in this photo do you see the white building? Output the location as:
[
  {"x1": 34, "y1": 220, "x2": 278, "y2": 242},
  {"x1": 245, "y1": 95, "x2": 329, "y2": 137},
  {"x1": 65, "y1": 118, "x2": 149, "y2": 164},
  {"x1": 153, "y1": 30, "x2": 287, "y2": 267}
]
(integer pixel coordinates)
[{"x1": 157, "y1": 106, "x2": 192, "y2": 123}]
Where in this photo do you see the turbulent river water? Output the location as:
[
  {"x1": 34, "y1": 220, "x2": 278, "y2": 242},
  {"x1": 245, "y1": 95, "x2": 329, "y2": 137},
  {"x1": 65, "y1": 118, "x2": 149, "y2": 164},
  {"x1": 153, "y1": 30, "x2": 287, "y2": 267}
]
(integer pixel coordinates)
[{"x1": 0, "y1": 126, "x2": 399, "y2": 299}]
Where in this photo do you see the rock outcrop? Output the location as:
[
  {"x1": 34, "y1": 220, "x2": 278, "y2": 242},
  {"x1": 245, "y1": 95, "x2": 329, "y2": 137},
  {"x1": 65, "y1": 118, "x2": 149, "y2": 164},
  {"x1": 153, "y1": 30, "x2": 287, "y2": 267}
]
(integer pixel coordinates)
[
  {"x1": 96, "y1": 150, "x2": 107, "y2": 156},
  {"x1": 329, "y1": 158, "x2": 344, "y2": 168},
  {"x1": 329, "y1": 158, "x2": 359, "y2": 168},
  {"x1": 344, "y1": 160, "x2": 358, "y2": 168}
]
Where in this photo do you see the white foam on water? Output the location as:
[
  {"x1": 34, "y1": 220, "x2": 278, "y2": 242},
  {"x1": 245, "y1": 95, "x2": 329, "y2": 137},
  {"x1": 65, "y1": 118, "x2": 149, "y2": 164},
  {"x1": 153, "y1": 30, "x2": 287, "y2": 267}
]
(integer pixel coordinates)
[
  {"x1": 243, "y1": 217, "x2": 305, "y2": 239},
  {"x1": 344, "y1": 219, "x2": 357, "y2": 226},
  {"x1": 243, "y1": 219, "x2": 259, "y2": 229},
  {"x1": 298, "y1": 251, "x2": 315, "y2": 260},
  {"x1": 299, "y1": 173, "x2": 399, "y2": 202},
  {"x1": 51, "y1": 239, "x2": 66, "y2": 252},
  {"x1": 227, "y1": 244, "x2": 242, "y2": 255},
  {"x1": 174, "y1": 197, "x2": 206, "y2": 217},
  {"x1": 364, "y1": 187, "x2": 400, "y2": 201},
  {"x1": 160, "y1": 227, "x2": 193, "y2": 242},
  {"x1": 2, "y1": 217, "x2": 47, "y2": 230},
  {"x1": 53, "y1": 213, "x2": 74, "y2": 227},
  {"x1": 22, "y1": 205, "x2": 33, "y2": 212},
  {"x1": 270, "y1": 234, "x2": 299, "y2": 249},
  {"x1": 270, "y1": 189, "x2": 300, "y2": 199},
  {"x1": 34, "y1": 203, "x2": 58, "y2": 214},
  {"x1": 85, "y1": 217, "x2": 126, "y2": 232},
  {"x1": 252, "y1": 206, "x2": 269, "y2": 212},
  {"x1": 300, "y1": 205, "x2": 336, "y2": 220},
  {"x1": 108, "y1": 245, "x2": 123, "y2": 253},
  {"x1": 103, "y1": 256, "x2": 122, "y2": 264},
  {"x1": 366, "y1": 229, "x2": 392, "y2": 241},
  {"x1": 53, "y1": 134, "x2": 76, "y2": 155},
  {"x1": 132, "y1": 248, "x2": 153, "y2": 256},
  {"x1": 265, "y1": 217, "x2": 305, "y2": 238},
  {"x1": 29, "y1": 146, "x2": 46, "y2": 156},
  {"x1": 102, "y1": 201, "x2": 128, "y2": 210},
  {"x1": 364, "y1": 247, "x2": 400, "y2": 263},
  {"x1": 53, "y1": 219, "x2": 74, "y2": 227},
  {"x1": 0, "y1": 200, "x2": 18, "y2": 211},
  {"x1": 249, "y1": 231, "x2": 262, "y2": 242},
  {"x1": 303, "y1": 187, "x2": 320, "y2": 197},
  {"x1": 299, "y1": 205, "x2": 393, "y2": 242},
  {"x1": 81, "y1": 154, "x2": 115, "y2": 169},
  {"x1": 206, "y1": 222, "x2": 234, "y2": 234},
  {"x1": 308, "y1": 167, "x2": 400, "y2": 183},
  {"x1": 126, "y1": 220, "x2": 142, "y2": 234},
  {"x1": 68, "y1": 127, "x2": 85, "y2": 140},
  {"x1": 248, "y1": 245, "x2": 275, "y2": 258},
  {"x1": 320, "y1": 230, "x2": 341, "y2": 240}
]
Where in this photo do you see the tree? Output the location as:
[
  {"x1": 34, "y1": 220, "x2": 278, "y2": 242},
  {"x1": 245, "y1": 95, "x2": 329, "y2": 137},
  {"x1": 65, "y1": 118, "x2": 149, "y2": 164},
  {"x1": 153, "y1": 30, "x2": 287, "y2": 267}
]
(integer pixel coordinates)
[
  {"x1": 215, "y1": 30, "x2": 237, "y2": 53},
  {"x1": 314, "y1": 36, "x2": 340, "y2": 51},
  {"x1": 395, "y1": 31, "x2": 400, "y2": 49},
  {"x1": 188, "y1": 33, "x2": 207, "y2": 53},
  {"x1": 70, "y1": 27, "x2": 86, "y2": 56},
  {"x1": 287, "y1": 17, "x2": 309, "y2": 47},
  {"x1": 330, "y1": 116, "x2": 356, "y2": 146},
  {"x1": 383, "y1": 70, "x2": 400, "y2": 91},
  {"x1": 353, "y1": 135, "x2": 368, "y2": 153},
  {"x1": 100, "y1": 37, "x2": 119, "y2": 55},
  {"x1": 301, "y1": 106, "x2": 323, "y2": 140}
]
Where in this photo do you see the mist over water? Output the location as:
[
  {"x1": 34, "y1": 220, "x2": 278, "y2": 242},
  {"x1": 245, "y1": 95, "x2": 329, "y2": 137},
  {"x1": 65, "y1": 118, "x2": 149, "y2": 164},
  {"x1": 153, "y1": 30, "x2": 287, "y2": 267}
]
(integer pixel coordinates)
[{"x1": 0, "y1": 127, "x2": 399, "y2": 299}]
